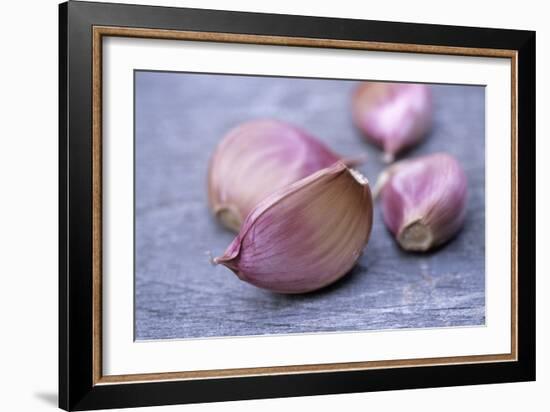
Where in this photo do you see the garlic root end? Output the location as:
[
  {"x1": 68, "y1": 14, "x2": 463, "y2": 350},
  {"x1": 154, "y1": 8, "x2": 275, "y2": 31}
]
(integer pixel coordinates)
[
  {"x1": 397, "y1": 220, "x2": 434, "y2": 252},
  {"x1": 215, "y1": 206, "x2": 242, "y2": 233}
]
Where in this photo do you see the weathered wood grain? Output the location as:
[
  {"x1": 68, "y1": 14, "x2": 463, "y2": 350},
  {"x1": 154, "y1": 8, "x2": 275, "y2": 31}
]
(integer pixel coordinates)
[{"x1": 134, "y1": 72, "x2": 485, "y2": 340}]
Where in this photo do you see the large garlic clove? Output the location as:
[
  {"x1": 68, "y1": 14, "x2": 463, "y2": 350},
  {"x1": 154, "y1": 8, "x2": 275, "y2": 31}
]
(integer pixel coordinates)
[
  {"x1": 208, "y1": 119, "x2": 342, "y2": 232},
  {"x1": 352, "y1": 82, "x2": 432, "y2": 162},
  {"x1": 214, "y1": 162, "x2": 373, "y2": 294},
  {"x1": 376, "y1": 153, "x2": 468, "y2": 252}
]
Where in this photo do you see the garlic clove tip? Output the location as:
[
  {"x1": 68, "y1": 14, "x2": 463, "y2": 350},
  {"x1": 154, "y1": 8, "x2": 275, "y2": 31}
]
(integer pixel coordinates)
[
  {"x1": 382, "y1": 152, "x2": 395, "y2": 164},
  {"x1": 372, "y1": 169, "x2": 392, "y2": 200},
  {"x1": 341, "y1": 153, "x2": 369, "y2": 168}
]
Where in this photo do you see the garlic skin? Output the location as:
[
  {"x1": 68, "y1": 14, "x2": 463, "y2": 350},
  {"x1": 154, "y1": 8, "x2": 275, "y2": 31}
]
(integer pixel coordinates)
[
  {"x1": 214, "y1": 162, "x2": 373, "y2": 293},
  {"x1": 352, "y1": 82, "x2": 432, "y2": 162},
  {"x1": 376, "y1": 153, "x2": 467, "y2": 252},
  {"x1": 208, "y1": 119, "x2": 342, "y2": 232}
]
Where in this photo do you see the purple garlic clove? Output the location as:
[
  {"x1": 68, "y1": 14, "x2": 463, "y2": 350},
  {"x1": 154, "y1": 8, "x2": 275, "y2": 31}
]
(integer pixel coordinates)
[
  {"x1": 208, "y1": 119, "x2": 343, "y2": 232},
  {"x1": 376, "y1": 153, "x2": 468, "y2": 252},
  {"x1": 352, "y1": 82, "x2": 433, "y2": 162},
  {"x1": 214, "y1": 162, "x2": 374, "y2": 294}
]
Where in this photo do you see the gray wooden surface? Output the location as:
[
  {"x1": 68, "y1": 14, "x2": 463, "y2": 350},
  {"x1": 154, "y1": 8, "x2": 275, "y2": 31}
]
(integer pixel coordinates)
[{"x1": 135, "y1": 72, "x2": 485, "y2": 340}]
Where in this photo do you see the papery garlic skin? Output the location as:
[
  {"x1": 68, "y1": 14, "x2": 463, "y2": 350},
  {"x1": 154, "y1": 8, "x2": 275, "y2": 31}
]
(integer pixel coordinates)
[
  {"x1": 208, "y1": 119, "x2": 341, "y2": 232},
  {"x1": 352, "y1": 82, "x2": 432, "y2": 162},
  {"x1": 377, "y1": 153, "x2": 467, "y2": 252},
  {"x1": 214, "y1": 162, "x2": 373, "y2": 293}
]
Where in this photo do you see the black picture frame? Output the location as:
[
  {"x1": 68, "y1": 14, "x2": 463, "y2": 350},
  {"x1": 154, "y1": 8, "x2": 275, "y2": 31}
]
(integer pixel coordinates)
[{"x1": 59, "y1": 1, "x2": 536, "y2": 410}]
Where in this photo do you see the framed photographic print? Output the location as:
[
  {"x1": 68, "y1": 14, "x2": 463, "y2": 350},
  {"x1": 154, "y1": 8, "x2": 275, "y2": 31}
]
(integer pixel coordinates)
[{"x1": 59, "y1": 1, "x2": 535, "y2": 410}]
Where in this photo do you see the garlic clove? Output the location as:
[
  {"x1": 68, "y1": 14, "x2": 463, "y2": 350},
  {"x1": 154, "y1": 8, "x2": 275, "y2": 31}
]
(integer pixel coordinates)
[
  {"x1": 208, "y1": 119, "x2": 344, "y2": 232},
  {"x1": 376, "y1": 153, "x2": 468, "y2": 252},
  {"x1": 214, "y1": 162, "x2": 374, "y2": 294},
  {"x1": 352, "y1": 82, "x2": 433, "y2": 162}
]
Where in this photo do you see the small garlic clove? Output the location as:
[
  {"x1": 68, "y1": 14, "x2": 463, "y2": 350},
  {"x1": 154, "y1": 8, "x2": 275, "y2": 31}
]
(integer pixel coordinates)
[
  {"x1": 352, "y1": 82, "x2": 433, "y2": 162},
  {"x1": 214, "y1": 162, "x2": 374, "y2": 294},
  {"x1": 376, "y1": 153, "x2": 468, "y2": 252},
  {"x1": 208, "y1": 119, "x2": 343, "y2": 232}
]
